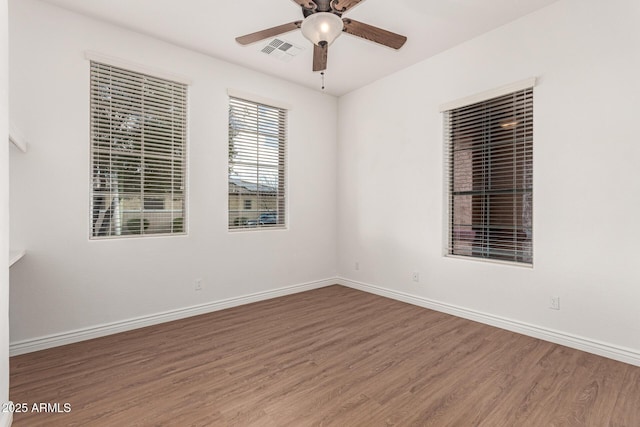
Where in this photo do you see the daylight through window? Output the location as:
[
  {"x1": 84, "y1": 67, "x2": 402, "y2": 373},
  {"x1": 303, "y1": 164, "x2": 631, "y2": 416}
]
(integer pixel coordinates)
[
  {"x1": 90, "y1": 61, "x2": 187, "y2": 238},
  {"x1": 228, "y1": 96, "x2": 286, "y2": 230}
]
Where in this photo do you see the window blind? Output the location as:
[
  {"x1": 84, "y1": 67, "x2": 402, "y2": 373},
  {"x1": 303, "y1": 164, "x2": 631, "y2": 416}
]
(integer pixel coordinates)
[
  {"x1": 228, "y1": 96, "x2": 286, "y2": 230},
  {"x1": 90, "y1": 61, "x2": 187, "y2": 238},
  {"x1": 445, "y1": 87, "x2": 533, "y2": 264}
]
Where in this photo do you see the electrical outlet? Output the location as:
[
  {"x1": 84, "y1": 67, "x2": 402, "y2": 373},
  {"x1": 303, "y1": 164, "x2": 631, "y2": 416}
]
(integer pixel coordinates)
[
  {"x1": 195, "y1": 279, "x2": 203, "y2": 291},
  {"x1": 550, "y1": 296, "x2": 560, "y2": 310},
  {"x1": 355, "y1": 261, "x2": 360, "y2": 271},
  {"x1": 412, "y1": 272, "x2": 419, "y2": 282}
]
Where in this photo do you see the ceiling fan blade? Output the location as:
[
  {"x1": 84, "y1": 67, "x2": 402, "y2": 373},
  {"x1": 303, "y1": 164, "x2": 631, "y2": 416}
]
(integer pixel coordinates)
[
  {"x1": 313, "y1": 43, "x2": 328, "y2": 72},
  {"x1": 331, "y1": 0, "x2": 366, "y2": 13},
  {"x1": 236, "y1": 21, "x2": 302, "y2": 45},
  {"x1": 342, "y1": 18, "x2": 407, "y2": 49},
  {"x1": 291, "y1": 0, "x2": 317, "y2": 11}
]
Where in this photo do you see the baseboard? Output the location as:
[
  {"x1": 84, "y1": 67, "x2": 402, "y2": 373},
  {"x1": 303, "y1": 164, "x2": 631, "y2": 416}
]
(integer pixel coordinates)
[
  {"x1": 10, "y1": 278, "x2": 335, "y2": 356},
  {"x1": 13, "y1": 276, "x2": 640, "y2": 367},
  {"x1": 0, "y1": 407, "x2": 13, "y2": 427},
  {"x1": 338, "y1": 277, "x2": 640, "y2": 367}
]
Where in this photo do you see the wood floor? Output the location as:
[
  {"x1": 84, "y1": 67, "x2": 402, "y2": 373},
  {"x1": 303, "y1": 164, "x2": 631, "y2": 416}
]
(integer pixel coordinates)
[{"x1": 9, "y1": 285, "x2": 640, "y2": 426}]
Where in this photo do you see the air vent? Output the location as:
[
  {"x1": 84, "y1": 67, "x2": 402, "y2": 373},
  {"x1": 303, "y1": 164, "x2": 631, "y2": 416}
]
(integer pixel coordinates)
[{"x1": 260, "y1": 38, "x2": 304, "y2": 62}]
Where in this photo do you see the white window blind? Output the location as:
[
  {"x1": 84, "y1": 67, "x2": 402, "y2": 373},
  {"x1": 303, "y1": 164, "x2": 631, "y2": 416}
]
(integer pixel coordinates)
[
  {"x1": 228, "y1": 96, "x2": 286, "y2": 230},
  {"x1": 445, "y1": 87, "x2": 533, "y2": 264},
  {"x1": 90, "y1": 61, "x2": 187, "y2": 238}
]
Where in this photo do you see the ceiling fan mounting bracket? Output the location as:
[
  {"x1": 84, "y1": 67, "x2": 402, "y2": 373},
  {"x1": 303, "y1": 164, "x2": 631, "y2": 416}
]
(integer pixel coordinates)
[
  {"x1": 297, "y1": 1, "x2": 318, "y2": 12},
  {"x1": 329, "y1": 0, "x2": 346, "y2": 13},
  {"x1": 303, "y1": 0, "x2": 335, "y2": 17}
]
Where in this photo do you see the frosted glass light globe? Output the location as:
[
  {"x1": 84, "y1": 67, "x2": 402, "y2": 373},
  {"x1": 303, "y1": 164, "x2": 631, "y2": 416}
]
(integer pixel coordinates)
[{"x1": 301, "y1": 12, "x2": 344, "y2": 46}]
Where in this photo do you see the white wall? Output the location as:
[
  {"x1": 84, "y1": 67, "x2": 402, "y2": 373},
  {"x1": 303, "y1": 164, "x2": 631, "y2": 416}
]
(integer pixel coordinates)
[
  {"x1": 0, "y1": 0, "x2": 10, "y2": 421},
  {"x1": 8, "y1": 0, "x2": 337, "y2": 345},
  {"x1": 337, "y1": 0, "x2": 640, "y2": 359}
]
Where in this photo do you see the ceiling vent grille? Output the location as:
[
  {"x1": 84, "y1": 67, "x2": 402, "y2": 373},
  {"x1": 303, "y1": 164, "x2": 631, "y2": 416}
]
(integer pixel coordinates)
[{"x1": 260, "y1": 38, "x2": 304, "y2": 62}]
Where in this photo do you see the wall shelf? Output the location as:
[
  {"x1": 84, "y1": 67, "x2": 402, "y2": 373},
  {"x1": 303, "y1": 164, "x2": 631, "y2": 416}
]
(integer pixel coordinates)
[
  {"x1": 9, "y1": 250, "x2": 26, "y2": 267},
  {"x1": 8, "y1": 122, "x2": 28, "y2": 152},
  {"x1": 9, "y1": 122, "x2": 28, "y2": 267}
]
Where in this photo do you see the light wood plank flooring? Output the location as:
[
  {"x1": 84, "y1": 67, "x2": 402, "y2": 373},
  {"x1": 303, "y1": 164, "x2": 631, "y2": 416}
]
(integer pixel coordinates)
[{"x1": 9, "y1": 285, "x2": 640, "y2": 426}]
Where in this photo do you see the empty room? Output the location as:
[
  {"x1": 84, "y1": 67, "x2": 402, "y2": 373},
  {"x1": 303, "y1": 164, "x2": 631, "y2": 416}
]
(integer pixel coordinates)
[{"x1": 1, "y1": 0, "x2": 640, "y2": 425}]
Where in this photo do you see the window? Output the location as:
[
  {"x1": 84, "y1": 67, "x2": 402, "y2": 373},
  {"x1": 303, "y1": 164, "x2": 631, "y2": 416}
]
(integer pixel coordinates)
[
  {"x1": 228, "y1": 96, "x2": 286, "y2": 230},
  {"x1": 90, "y1": 61, "x2": 187, "y2": 238},
  {"x1": 144, "y1": 198, "x2": 165, "y2": 210},
  {"x1": 444, "y1": 86, "x2": 533, "y2": 264}
]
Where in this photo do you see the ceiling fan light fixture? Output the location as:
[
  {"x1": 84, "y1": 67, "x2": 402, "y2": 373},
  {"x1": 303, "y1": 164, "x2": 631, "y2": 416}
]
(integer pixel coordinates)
[{"x1": 301, "y1": 12, "x2": 344, "y2": 47}]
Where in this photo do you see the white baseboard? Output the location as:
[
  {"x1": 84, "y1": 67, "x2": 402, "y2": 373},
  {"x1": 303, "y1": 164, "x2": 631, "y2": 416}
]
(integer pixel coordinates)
[
  {"x1": 10, "y1": 278, "x2": 335, "y2": 356},
  {"x1": 338, "y1": 277, "x2": 640, "y2": 367},
  {"x1": 12, "y1": 276, "x2": 640, "y2": 367},
  {"x1": 0, "y1": 406, "x2": 13, "y2": 427}
]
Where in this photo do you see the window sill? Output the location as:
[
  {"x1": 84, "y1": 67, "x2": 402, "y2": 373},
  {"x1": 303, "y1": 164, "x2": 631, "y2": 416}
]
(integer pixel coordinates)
[
  {"x1": 444, "y1": 254, "x2": 533, "y2": 269},
  {"x1": 229, "y1": 226, "x2": 288, "y2": 233}
]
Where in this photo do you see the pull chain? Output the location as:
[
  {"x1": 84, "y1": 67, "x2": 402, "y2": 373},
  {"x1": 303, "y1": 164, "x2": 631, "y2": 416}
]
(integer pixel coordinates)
[{"x1": 321, "y1": 72, "x2": 325, "y2": 91}]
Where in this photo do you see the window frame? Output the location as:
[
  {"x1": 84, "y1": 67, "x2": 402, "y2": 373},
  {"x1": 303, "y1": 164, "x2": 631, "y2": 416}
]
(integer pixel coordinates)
[
  {"x1": 89, "y1": 60, "x2": 188, "y2": 239},
  {"x1": 442, "y1": 80, "x2": 535, "y2": 266}
]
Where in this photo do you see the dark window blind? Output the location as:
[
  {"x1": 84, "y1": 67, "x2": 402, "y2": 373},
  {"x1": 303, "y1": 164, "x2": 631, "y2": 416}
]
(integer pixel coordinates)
[{"x1": 445, "y1": 88, "x2": 533, "y2": 264}]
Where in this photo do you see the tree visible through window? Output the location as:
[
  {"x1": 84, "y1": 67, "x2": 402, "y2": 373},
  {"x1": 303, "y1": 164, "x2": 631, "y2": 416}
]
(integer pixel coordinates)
[
  {"x1": 445, "y1": 87, "x2": 533, "y2": 264},
  {"x1": 90, "y1": 61, "x2": 187, "y2": 238},
  {"x1": 228, "y1": 96, "x2": 286, "y2": 230}
]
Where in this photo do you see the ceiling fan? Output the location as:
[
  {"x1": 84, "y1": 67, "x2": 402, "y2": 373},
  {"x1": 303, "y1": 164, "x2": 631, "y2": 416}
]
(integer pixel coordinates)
[{"x1": 235, "y1": 0, "x2": 407, "y2": 72}]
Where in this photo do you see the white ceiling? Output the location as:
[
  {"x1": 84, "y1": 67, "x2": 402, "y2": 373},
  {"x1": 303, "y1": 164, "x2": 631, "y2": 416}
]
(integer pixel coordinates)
[{"x1": 39, "y1": 0, "x2": 560, "y2": 96}]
